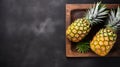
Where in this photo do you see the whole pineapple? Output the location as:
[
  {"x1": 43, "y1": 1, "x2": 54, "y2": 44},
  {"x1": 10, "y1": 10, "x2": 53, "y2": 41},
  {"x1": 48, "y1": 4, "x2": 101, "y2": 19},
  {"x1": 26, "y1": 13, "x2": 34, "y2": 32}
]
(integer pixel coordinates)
[
  {"x1": 90, "y1": 7, "x2": 120, "y2": 56},
  {"x1": 66, "y1": 2, "x2": 108, "y2": 42}
]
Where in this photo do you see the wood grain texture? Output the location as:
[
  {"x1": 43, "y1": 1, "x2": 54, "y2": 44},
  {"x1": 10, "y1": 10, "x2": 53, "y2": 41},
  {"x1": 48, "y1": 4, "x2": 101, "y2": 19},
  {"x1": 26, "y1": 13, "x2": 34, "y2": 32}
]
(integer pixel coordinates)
[{"x1": 66, "y1": 4, "x2": 120, "y2": 57}]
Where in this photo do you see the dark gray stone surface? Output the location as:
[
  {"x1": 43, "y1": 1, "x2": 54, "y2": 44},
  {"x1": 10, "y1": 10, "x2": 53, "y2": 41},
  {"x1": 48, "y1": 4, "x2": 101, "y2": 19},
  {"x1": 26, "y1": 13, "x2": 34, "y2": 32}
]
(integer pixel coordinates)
[{"x1": 0, "y1": 0, "x2": 120, "y2": 67}]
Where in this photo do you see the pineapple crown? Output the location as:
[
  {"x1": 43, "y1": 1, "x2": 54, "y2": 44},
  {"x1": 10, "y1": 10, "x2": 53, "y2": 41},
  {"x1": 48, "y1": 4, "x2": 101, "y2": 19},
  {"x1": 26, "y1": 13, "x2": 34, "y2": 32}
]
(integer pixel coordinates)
[
  {"x1": 106, "y1": 7, "x2": 120, "y2": 32},
  {"x1": 76, "y1": 42, "x2": 90, "y2": 53},
  {"x1": 85, "y1": 2, "x2": 109, "y2": 26}
]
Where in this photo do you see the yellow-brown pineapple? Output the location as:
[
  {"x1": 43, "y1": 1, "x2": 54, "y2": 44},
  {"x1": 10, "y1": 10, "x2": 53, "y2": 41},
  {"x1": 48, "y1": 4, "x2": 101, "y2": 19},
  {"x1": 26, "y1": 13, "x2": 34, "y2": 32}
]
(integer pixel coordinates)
[
  {"x1": 66, "y1": 18, "x2": 90, "y2": 42},
  {"x1": 66, "y1": 2, "x2": 108, "y2": 42},
  {"x1": 90, "y1": 7, "x2": 120, "y2": 56}
]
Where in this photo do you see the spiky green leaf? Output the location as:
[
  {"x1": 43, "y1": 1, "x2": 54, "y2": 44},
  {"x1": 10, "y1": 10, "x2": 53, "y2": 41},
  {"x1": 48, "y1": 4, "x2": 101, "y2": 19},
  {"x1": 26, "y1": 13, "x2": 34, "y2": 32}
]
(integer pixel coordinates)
[
  {"x1": 85, "y1": 2, "x2": 109, "y2": 26},
  {"x1": 107, "y1": 7, "x2": 120, "y2": 32},
  {"x1": 76, "y1": 42, "x2": 90, "y2": 53}
]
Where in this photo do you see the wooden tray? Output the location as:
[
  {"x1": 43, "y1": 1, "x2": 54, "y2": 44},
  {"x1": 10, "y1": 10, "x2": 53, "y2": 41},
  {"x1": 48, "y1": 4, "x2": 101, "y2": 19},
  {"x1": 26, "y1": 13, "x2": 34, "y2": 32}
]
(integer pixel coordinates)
[{"x1": 66, "y1": 4, "x2": 120, "y2": 57}]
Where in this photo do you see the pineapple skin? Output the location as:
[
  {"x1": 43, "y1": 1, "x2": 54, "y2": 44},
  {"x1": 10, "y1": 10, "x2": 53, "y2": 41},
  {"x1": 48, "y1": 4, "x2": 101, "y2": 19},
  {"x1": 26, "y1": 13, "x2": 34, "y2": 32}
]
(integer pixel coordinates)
[
  {"x1": 66, "y1": 18, "x2": 91, "y2": 42},
  {"x1": 90, "y1": 28, "x2": 117, "y2": 56}
]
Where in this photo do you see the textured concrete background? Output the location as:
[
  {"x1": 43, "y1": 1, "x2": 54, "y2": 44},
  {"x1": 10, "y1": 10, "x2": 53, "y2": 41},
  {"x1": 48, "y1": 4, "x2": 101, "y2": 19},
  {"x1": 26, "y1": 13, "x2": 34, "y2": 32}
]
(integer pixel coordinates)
[{"x1": 0, "y1": 0, "x2": 120, "y2": 67}]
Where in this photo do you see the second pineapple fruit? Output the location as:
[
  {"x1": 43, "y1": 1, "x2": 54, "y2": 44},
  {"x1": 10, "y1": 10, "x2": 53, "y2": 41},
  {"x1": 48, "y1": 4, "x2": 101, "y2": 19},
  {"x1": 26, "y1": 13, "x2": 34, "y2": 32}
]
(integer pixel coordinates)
[{"x1": 90, "y1": 7, "x2": 120, "y2": 56}]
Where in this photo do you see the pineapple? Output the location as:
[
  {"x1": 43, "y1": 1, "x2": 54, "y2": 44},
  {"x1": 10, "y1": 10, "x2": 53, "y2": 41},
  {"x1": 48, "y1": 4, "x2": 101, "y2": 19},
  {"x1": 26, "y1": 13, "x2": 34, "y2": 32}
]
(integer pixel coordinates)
[
  {"x1": 90, "y1": 7, "x2": 120, "y2": 56},
  {"x1": 66, "y1": 2, "x2": 108, "y2": 42}
]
